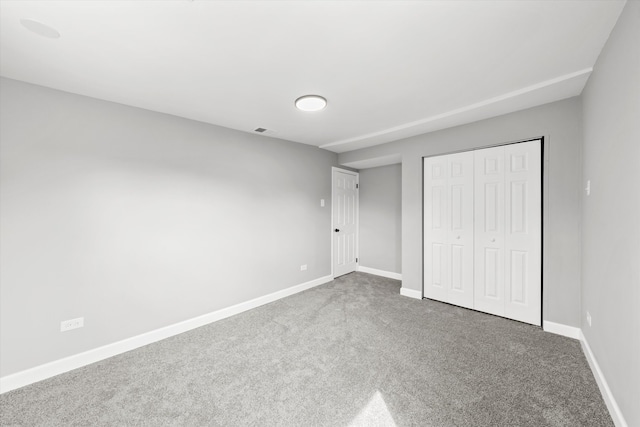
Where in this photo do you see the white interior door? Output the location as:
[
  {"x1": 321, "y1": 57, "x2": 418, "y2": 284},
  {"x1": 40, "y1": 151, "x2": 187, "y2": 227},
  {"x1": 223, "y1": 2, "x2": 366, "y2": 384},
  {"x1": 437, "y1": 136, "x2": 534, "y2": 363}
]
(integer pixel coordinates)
[
  {"x1": 424, "y1": 139, "x2": 542, "y2": 326},
  {"x1": 423, "y1": 151, "x2": 474, "y2": 308},
  {"x1": 333, "y1": 169, "x2": 358, "y2": 278},
  {"x1": 447, "y1": 151, "x2": 475, "y2": 309},
  {"x1": 504, "y1": 141, "x2": 542, "y2": 325},
  {"x1": 424, "y1": 156, "x2": 449, "y2": 302},
  {"x1": 474, "y1": 140, "x2": 542, "y2": 325},
  {"x1": 474, "y1": 145, "x2": 506, "y2": 317}
]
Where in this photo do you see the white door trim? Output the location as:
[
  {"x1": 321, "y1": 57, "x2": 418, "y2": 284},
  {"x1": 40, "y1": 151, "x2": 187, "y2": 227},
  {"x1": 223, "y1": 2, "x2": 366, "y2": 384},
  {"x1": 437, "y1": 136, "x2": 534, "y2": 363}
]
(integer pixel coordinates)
[{"x1": 331, "y1": 167, "x2": 359, "y2": 278}]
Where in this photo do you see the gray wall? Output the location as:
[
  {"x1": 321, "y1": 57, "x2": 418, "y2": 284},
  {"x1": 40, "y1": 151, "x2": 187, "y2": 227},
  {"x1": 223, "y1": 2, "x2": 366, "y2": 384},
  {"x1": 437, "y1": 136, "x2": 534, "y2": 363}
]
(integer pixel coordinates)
[
  {"x1": 358, "y1": 164, "x2": 402, "y2": 274},
  {"x1": 581, "y1": 2, "x2": 640, "y2": 425},
  {"x1": 339, "y1": 97, "x2": 583, "y2": 328},
  {"x1": 0, "y1": 78, "x2": 337, "y2": 377}
]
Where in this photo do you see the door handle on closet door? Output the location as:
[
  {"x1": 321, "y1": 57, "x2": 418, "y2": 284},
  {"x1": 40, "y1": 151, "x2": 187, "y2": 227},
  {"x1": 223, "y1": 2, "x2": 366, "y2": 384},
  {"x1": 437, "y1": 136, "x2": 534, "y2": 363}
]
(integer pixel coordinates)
[{"x1": 335, "y1": 229, "x2": 340, "y2": 232}]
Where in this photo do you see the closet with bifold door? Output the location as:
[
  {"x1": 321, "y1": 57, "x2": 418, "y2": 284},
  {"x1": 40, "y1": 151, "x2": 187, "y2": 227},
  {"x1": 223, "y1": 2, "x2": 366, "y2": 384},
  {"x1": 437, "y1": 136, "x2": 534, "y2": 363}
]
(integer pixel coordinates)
[{"x1": 423, "y1": 139, "x2": 542, "y2": 326}]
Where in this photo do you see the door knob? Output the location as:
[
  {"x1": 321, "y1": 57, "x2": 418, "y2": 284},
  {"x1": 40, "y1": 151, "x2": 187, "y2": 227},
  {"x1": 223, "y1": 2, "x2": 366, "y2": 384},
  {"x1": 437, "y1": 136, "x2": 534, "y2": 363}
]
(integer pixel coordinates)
[
  {"x1": 491, "y1": 238, "x2": 496, "y2": 242},
  {"x1": 335, "y1": 229, "x2": 340, "y2": 232},
  {"x1": 456, "y1": 235, "x2": 461, "y2": 239}
]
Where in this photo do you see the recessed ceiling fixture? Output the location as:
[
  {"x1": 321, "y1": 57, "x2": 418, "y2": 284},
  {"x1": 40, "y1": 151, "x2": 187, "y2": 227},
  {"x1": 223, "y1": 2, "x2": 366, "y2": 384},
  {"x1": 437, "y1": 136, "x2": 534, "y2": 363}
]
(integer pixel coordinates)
[
  {"x1": 295, "y1": 95, "x2": 327, "y2": 112},
  {"x1": 20, "y1": 18, "x2": 60, "y2": 39}
]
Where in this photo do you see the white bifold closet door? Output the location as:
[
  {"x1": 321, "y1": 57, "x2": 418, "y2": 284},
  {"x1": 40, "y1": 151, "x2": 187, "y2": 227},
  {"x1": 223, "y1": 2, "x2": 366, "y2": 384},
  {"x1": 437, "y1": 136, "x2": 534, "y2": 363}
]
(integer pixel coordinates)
[
  {"x1": 423, "y1": 151, "x2": 475, "y2": 309},
  {"x1": 475, "y1": 140, "x2": 542, "y2": 325},
  {"x1": 424, "y1": 139, "x2": 542, "y2": 326}
]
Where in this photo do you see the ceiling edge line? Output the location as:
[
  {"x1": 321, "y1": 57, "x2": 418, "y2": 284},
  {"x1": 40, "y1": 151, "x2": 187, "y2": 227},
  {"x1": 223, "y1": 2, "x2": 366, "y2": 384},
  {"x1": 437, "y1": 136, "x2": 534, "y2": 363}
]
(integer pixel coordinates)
[{"x1": 319, "y1": 67, "x2": 593, "y2": 149}]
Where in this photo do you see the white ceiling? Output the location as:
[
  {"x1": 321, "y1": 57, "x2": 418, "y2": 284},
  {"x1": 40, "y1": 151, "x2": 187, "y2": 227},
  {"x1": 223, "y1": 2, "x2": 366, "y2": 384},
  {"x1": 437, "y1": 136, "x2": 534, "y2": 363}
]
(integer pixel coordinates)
[{"x1": 0, "y1": 1, "x2": 626, "y2": 153}]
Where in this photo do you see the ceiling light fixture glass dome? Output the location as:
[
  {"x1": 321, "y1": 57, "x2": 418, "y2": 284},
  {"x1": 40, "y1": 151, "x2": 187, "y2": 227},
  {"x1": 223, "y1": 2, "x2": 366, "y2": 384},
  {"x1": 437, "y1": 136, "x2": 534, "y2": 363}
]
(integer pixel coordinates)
[{"x1": 295, "y1": 95, "x2": 327, "y2": 112}]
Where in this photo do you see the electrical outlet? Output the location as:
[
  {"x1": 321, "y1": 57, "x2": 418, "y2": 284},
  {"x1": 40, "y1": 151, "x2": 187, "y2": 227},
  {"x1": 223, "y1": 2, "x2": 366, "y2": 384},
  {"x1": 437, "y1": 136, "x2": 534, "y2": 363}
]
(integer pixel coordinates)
[
  {"x1": 300, "y1": 264, "x2": 307, "y2": 271},
  {"x1": 61, "y1": 317, "x2": 84, "y2": 332},
  {"x1": 320, "y1": 199, "x2": 325, "y2": 207},
  {"x1": 585, "y1": 180, "x2": 591, "y2": 196},
  {"x1": 586, "y1": 311, "x2": 592, "y2": 327}
]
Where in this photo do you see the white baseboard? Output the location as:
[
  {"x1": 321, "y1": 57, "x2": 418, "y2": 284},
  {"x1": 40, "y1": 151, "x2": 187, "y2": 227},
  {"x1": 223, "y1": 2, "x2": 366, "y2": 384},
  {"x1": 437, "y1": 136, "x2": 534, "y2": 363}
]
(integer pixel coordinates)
[
  {"x1": 357, "y1": 265, "x2": 402, "y2": 281},
  {"x1": 400, "y1": 287, "x2": 422, "y2": 300},
  {"x1": 579, "y1": 331, "x2": 628, "y2": 427},
  {"x1": 543, "y1": 320, "x2": 581, "y2": 339},
  {"x1": 542, "y1": 322, "x2": 627, "y2": 427},
  {"x1": 0, "y1": 279, "x2": 628, "y2": 427},
  {"x1": 0, "y1": 274, "x2": 333, "y2": 394}
]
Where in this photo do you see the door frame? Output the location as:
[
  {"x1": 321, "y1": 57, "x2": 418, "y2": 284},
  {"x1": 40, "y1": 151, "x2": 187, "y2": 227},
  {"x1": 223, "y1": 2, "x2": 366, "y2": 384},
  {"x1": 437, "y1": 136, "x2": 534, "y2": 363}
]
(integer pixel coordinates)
[
  {"x1": 422, "y1": 136, "x2": 546, "y2": 324},
  {"x1": 331, "y1": 167, "x2": 360, "y2": 278}
]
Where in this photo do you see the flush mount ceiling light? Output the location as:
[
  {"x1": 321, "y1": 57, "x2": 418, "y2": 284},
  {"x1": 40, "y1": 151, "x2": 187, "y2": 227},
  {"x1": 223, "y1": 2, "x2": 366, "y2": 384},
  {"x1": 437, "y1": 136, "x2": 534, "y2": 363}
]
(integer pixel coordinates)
[
  {"x1": 20, "y1": 18, "x2": 60, "y2": 39},
  {"x1": 295, "y1": 95, "x2": 327, "y2": 112}
]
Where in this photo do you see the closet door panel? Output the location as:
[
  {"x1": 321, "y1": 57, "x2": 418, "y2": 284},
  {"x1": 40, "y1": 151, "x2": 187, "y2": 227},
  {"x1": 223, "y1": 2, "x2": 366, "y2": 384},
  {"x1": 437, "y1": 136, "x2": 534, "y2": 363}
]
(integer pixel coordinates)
[
  {"x1": 424, "y1": 156, "x2": 449, "y2": 302},
  {"x1": 447, "y1": 151, "x2": 474, "y2": 309},
  {"x1": 474, "y1": 146, "x2": 505, "y2": 317},
  {"x1": 504, "y1": 140, "x2": 542, "y2": 325}
]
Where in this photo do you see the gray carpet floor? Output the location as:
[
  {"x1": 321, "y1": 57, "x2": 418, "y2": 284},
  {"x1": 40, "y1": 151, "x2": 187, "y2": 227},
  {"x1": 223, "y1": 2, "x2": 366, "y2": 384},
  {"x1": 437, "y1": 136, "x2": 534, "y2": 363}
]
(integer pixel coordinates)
[{"x1": 0, "y1": 272, "x2": 612, "y2": 426}]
